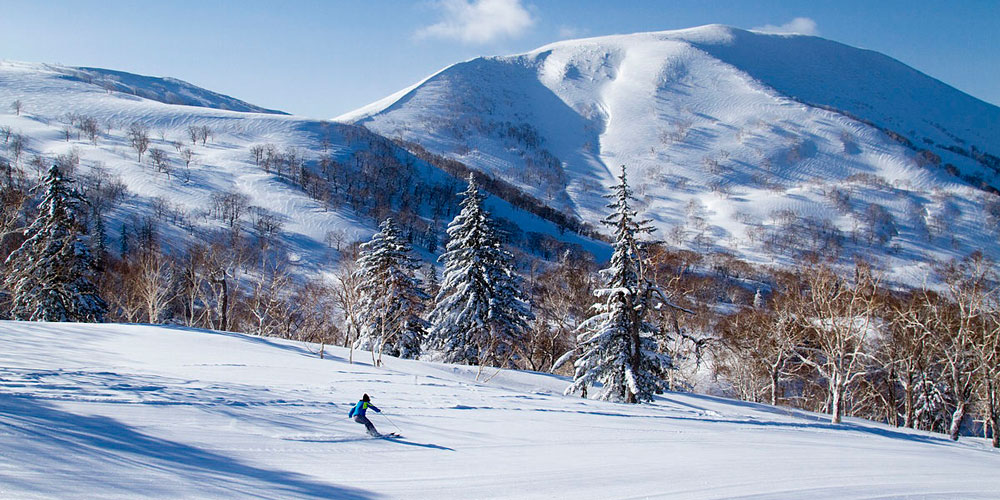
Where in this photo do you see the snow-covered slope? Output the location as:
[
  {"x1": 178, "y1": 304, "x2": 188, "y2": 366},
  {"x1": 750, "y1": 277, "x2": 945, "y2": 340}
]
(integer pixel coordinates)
[
  {"x1": 0, "y1": 60, "x2": 603, "y2": 275},
  {"x1": 17, "y1": 61, "x2": 287, "y2": 114},
  {"x1": 339, "y1": 25, "x2": 1000, "y2": 283},
  {"x1": 2, "y1": 321, "x2": 998, "y2": 499}
]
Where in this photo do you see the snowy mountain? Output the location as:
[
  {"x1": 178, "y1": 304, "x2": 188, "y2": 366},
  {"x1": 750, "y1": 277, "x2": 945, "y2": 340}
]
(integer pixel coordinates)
[
  {"x1": 40, "y1": 62, "x2": 287, "y2": 114},
  {"x1": 339, "y1": 25, "x2": 1000, "y2": 283},
  {"x1": 2, "y1": 320, "x2": 998, "y2": 499},
  {"x1": 0, "y1": 60, "x2": 602, "y2": 277}
]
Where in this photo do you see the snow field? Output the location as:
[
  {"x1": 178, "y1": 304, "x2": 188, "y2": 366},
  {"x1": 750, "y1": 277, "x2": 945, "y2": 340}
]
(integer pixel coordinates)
[{"x1": 2, "y1": 321, "x2": 1000, "y2": 499}]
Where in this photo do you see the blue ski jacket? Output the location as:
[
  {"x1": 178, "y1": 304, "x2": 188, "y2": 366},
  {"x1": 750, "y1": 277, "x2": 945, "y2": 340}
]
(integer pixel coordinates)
[{"x1": 349, "y1": 400, "x2": 380, "y2": 418}]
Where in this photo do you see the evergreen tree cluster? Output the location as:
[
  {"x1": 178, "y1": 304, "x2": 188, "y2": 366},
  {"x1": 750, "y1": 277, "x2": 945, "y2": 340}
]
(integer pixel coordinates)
[
  {"x1": 3, "y1": 166, "x2": 106, "y2": 322},
  {"x1": 559, "y1": 166, "x2": 674, "y2": 403},
  {"x1": 425, "y1": 175, "x2": 532, "y2": 367},
  {"x1": 0, "y1": 162, "x2": 676, "y2": 406},
  {"x1": 353, "y1": 217, "x2": 428, "y2": 361},
  {"x1": 353, "y1": 169, "x2": 674, "y2": 403}
]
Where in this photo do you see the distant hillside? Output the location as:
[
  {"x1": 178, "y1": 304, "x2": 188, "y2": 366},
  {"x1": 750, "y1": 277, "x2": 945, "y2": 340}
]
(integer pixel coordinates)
[
  {"x1": 0, "y1": 59, "x2": 603, "y2": 278},
  {"x1": 9, "y1": 61, "x2": 292, "y2": 114},
  {"x1": 339, "y1": 25, "x2": 1000, "y2": 285}
]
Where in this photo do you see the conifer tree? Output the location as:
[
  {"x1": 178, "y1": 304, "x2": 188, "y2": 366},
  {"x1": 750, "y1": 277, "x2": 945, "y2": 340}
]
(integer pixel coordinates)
[
  {"x1": 354, "y1": 217, "x2": 428, "y2": 361},
  {"x1": 561, "y1": 165, "x2": 672, "y2": 403},
  {"x1": 427, "y1": 175, "x2": 531, "y2": 366},
  {"x1": 424, "y1": 263, "x2": 440, "y2": 299},
  {"x1": 91, "y1": 207, "x2": 107, "y2": 271},
  {"x1": 4, "y1": 165, "x2": 107, "y2": 322}
]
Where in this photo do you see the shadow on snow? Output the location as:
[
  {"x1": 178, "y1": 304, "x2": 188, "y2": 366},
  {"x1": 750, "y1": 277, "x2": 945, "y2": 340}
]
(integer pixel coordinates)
[{"x1": 0, "y1": 393, "x2": 378, "y2": 499}]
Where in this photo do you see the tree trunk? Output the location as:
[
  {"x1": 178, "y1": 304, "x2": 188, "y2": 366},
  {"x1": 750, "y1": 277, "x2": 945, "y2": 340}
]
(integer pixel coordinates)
[
  {"x1": 989, "y1": 379, "x2": 999, "y2": 448},
  {"x1": 217, "y1": 276, "x2": 229, "y2": 332},
  {"x1": 992, "y1": 413, "x2": 999, "y2": 449},
  {"x1": 949, "y1": 400, "x2": 966, "y2": 441},
  {"x1": 885, "y1": 366, "x2": 898, "y2": 427},
  {"x1": 902, "y1": 372, "x2": 915, "y2": 429},
  {"x1": 830, "y1": 375, "x2": 844, "y2": 424},
  {"x1": 625, "y1": 305, "x2": 641, "y2": 404},
  {"x1": 769, "y1": 364, "x2": 780, "y2": 406}
]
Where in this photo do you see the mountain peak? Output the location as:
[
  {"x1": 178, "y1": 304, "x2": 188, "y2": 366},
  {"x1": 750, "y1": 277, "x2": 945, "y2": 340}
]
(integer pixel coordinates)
[{"x1": 338, "y1": 26, "x2": 1000, "y2": 283}]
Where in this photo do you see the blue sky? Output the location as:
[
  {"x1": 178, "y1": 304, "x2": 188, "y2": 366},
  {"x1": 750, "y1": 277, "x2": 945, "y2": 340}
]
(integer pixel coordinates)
[{"x1": 2, "y1": 1, "x2": 997, "y2": 118}]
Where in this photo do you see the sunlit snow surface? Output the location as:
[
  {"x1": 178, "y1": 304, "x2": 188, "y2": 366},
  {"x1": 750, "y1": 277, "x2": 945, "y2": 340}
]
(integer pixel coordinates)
[
  {"x1": 1, "y1": 321, "x2": 998, "y2": 499},
  {"x1": 0, "y1": 60, "x2": 604, "y2": 275},
  {"x1": 341, "y1": 25, "x2": 1000, "y2": 286}
]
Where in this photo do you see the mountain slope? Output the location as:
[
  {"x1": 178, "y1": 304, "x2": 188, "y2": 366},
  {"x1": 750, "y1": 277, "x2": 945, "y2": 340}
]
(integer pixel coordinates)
[
  {"x1": 2, "y1": 321, "x2": 999, "y2": 499},
  {"x1": 10, "y1": 61, "x2": 289, "y2": 114},
  {"x1": 0, "y1": 60, "x2": 603, "y2": 277},
  {"x1": 686, "y1": 27, "x2": 999, "y2": 154},
  {"x1": 339, "y1": 25, "x2": 1000, "y2": 283}
]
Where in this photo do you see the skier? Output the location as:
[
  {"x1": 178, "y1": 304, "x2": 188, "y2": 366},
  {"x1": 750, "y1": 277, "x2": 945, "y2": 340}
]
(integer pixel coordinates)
[{"x1": 348, "y1": 393, "x2": 382, "y2": 436}]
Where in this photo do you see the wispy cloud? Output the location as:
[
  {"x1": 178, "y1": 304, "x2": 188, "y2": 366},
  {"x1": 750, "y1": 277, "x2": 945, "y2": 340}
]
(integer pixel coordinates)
[
  {"x1": 752, "y1": 17, "x2": 819, "y2": 36},
  {"x1": 415, "y1": 0, "x2": 536, "y2": 44},
  {"x1": 557, "y1": 25, "x2": 587, "y2": 40}
]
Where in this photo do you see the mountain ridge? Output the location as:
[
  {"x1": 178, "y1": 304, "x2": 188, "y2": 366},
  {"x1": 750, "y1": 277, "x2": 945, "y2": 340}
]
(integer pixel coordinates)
[
  {"x1": 0, "y1": 58, "x2": 604, "y2": 281},
  {"x1": 338, "y1": 24, "x2": 1000, "y2": 284},
  {"x1": 3, "y1": 60, "x2": 287, "y2": 115}
]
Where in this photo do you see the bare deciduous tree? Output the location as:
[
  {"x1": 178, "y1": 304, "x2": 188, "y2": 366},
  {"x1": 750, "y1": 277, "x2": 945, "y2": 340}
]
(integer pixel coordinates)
[
  {"x1": 718, "y1": 296, "x2": 800, "y2": 406},
  {"x1": 932, "y1": 255, "x2": 993, "y2": 440},
  {"x1": 247, "y1": 259, "x2": 292, "y2": 337},
  {"x1": 793, "y1": 263, "x2": 882, "y2": 424},
  {"x1": 79, "y1": 116, "x2": 100, "y2": 144},
  {"x1": 526, "y1": 251, "x2": 595, "y2": 373},
  {"x1": 325, "y1": 228, "x2": 347, "y2": 252},
  {"x1": 292, "y1": 279, "x2": 341, "y2": 358},
  {"x1": 198, "y1": 125, "x2": 211, "y2": 145},
  {"x1": 977, "y1": 304, "x2": 1000, "y2": 447},
  {"x1": 250, "y1": 144, "x2": 265, "y2": 167},
  {"x1": 886, "y1": 293, "x2": 936, "y2": 429},
  {"x1": 210, "y1": 191, "x2": 250, "y2": 229},
  {"x1": 187, "y1": 125, "x2": 200, "y2": 145},
  {"x1": 134, "y1": 250, "x2": 175, "y2": 324},
  {"x1": 9, "y1": 133, "x2": 27, "y2": 164},
  {"x1": 150, "y1": 148, "x2": 170, "y2": 178},
  {"x1": 128, "y1": 123, "x2": 150, "y2": 163},
  {"x1": 331, "y1": 246, "x2": 363, "y2": 363},
  {"x1": 176, "y1": 243, "x2": 212, "y2": 328}
]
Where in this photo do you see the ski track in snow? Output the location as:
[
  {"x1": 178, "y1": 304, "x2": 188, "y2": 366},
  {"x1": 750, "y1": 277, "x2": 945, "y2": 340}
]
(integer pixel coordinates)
[{"x1": 1, "y1": 321, "x2": 999, "y2": 499}]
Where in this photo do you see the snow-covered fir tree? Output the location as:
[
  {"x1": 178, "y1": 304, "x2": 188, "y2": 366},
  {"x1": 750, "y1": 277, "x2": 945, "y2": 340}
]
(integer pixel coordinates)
[
  {"x1": 4, "y1": 165, "x2": 107, "y2": 322},
  {"x1": 90, "y1": 207, "x2": 107, "y2": 270},
  {"x1": 423, "y1": 263, "x2": 440, "y2": 299},
  {"x1": 560, "y1": 165, "x2": 673, "y2": 403},
  {"x1": 427, "y1": 174, "x2": 531, "y2": 366},
  {"x1": 354, "y1": 217, "x2": 428, "y2": 360}
]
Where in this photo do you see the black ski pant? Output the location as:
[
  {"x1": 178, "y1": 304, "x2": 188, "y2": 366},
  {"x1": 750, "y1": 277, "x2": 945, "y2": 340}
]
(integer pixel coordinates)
[{"x1": 354, "y1": 414, "x2": 378, "y2": 436}]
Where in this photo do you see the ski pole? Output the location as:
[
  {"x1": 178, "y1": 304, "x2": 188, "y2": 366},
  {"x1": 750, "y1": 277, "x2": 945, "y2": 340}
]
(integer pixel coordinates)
[{"x1": 380, "y1": 413, "x2": 403, "y2": 433}]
